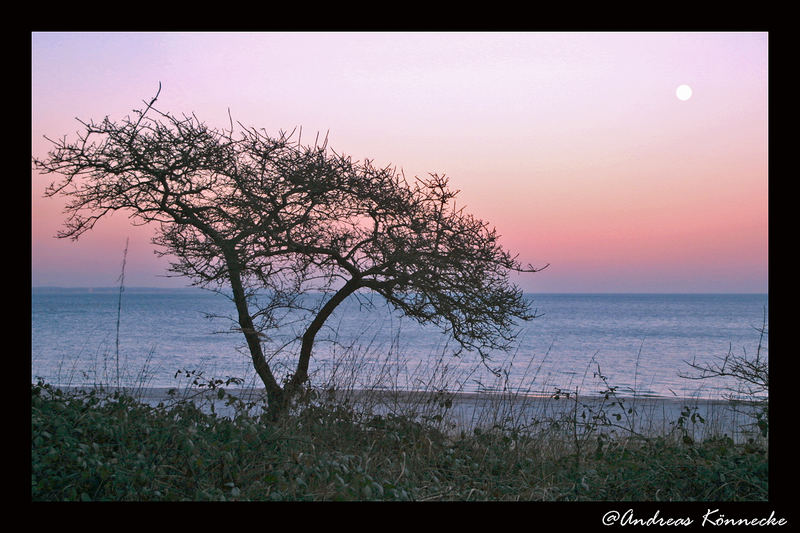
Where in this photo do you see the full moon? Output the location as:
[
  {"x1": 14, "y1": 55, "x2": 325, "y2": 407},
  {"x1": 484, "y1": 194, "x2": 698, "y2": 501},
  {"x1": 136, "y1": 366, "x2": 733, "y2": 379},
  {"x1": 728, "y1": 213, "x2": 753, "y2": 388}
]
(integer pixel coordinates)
[{"x1": 676, "y1": 84, "x2": 693, "y2": 101}]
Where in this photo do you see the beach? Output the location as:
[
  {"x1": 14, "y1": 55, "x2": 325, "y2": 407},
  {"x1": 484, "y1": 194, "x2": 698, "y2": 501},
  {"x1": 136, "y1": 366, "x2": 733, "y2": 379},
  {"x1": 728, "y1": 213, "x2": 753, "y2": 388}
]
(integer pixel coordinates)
[{"x1": 69, "y1": 385, "x2": 764, "y2": 443}]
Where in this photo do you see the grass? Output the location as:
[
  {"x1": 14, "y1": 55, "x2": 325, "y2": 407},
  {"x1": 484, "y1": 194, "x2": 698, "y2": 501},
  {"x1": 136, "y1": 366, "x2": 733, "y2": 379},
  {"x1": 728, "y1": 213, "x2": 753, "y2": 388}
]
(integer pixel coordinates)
[{"x1": 31, "y1": 364, "x2": 768, "y2": 501}]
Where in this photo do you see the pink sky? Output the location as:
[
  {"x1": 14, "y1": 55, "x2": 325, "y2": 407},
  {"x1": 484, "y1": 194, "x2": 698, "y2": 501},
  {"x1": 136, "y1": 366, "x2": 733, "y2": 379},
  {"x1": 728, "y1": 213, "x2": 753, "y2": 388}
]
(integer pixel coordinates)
[{"x1": 31, "y1": 32, "x2": 768, "y2": 292}]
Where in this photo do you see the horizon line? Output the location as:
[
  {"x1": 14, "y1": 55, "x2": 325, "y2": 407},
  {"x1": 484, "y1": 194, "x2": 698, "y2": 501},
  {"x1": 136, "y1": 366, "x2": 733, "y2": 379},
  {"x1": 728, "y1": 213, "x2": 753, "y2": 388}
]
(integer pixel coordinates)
[{"x1": 32, "y1": 285, "x2": 769, "y2": 295}]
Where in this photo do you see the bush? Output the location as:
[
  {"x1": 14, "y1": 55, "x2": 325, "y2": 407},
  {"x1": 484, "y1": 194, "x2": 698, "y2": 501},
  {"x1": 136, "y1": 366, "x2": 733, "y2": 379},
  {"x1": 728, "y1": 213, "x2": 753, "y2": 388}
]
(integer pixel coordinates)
[{"x1": 31, "y1": 379, "x2": 767, "y2": 501}]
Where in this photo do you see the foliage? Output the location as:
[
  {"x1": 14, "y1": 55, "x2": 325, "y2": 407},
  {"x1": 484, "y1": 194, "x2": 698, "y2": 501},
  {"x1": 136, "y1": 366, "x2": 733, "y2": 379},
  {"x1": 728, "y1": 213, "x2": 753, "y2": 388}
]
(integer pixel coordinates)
[{"x1": 31, "y1": 379, "x2": 767, "y2": 502}]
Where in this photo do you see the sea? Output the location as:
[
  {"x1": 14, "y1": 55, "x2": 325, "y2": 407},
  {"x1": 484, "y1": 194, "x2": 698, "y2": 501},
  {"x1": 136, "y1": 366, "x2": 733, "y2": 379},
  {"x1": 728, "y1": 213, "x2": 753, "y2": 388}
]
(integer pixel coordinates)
[{"x1": 31, "y1": 289, "x2": 768, "y2": 401}]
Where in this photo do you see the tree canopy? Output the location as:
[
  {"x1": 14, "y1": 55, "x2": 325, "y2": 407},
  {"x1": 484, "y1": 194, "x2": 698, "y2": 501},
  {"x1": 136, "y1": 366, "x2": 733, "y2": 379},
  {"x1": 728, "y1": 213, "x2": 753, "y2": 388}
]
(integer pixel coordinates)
[{"x1": 34, "y1": 88, "x2": 546, "y2": 414}]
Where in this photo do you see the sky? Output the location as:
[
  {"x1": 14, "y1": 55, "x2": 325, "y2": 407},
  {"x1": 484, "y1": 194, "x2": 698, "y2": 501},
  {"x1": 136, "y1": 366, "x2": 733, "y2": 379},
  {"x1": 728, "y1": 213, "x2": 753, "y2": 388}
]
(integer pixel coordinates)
[{"x1": 31, "y1": 32, "x2": 768, "y2": 293}]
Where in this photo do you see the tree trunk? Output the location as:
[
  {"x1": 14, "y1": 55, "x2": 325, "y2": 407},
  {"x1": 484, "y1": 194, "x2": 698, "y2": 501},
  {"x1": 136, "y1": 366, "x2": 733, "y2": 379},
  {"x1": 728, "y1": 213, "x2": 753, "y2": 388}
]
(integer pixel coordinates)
[
  {"x1": 226, "y1": 244, "x2": 363, "y2": 416},
  {"x1": 284, "y1": 279, "x2": 362, "y2": 403},
  {"x1": 224, "y1": 253, "x2": 285, "y2": 416}
]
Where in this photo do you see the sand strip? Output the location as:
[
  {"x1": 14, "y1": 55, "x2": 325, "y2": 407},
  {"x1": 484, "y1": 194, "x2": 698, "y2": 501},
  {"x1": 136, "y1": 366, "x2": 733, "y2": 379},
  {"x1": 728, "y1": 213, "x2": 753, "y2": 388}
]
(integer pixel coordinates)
[{"x1": 50, "y1": 385, "x2": 765, "y2": 442}]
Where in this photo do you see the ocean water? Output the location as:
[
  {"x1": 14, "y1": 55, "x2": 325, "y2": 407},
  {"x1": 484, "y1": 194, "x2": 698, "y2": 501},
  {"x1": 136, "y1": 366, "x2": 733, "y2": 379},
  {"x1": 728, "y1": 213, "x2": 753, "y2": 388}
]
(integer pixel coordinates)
[{"x1": 31, "y1": 289, "x2": 768, "y2": 400}]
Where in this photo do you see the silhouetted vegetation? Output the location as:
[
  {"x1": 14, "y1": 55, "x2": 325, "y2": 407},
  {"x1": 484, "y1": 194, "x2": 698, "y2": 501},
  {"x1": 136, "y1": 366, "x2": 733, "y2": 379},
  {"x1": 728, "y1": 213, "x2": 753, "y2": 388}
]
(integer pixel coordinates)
[
  {"x1": 33, "y1": 85, "x2": 545, "y2": 416},
  {"x1": 31, "y1": 377, "x2": 767, "y2": 501},
  {"x1": 680, "y1": 308, "x2": 768, "y2": 439}
]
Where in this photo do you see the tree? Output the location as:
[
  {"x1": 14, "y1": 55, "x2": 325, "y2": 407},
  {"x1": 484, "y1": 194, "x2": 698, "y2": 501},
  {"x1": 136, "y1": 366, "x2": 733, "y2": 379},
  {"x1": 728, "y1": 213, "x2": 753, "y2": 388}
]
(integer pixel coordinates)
[
  {"x1": 679, "y1": 308, "x2": 768, "y2": 436},
  {"x1": 33, "y1": 87, "x2": 546, "y2": 417}
]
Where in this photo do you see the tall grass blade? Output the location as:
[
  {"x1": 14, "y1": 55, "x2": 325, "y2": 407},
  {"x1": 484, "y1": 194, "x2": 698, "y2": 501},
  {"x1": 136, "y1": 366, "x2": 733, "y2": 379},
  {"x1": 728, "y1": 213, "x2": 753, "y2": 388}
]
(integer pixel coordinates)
[{"x1": 115, "y1": 237, "x2": 129, "y2": 390}]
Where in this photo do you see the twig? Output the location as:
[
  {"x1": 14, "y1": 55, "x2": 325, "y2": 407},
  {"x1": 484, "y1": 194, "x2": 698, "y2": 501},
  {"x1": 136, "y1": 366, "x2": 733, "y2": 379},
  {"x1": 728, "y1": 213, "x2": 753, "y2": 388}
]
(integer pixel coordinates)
[{"x1": 115, "y1": 237, "x2": 129, "y2": 389}]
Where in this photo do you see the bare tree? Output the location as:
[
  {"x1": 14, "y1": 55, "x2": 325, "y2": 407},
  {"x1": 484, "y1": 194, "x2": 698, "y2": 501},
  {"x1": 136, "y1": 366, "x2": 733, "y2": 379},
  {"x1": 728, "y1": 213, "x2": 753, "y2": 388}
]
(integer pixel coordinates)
[
  {"x1": 33, "y1": 87, "x2": 546, "y2": 416},
  {"x1": 680, "y1": 308, "x2": 769, "y2": 402},
  {"x1": 679, "y1": 308, "x2": 768, "y2": 437}
]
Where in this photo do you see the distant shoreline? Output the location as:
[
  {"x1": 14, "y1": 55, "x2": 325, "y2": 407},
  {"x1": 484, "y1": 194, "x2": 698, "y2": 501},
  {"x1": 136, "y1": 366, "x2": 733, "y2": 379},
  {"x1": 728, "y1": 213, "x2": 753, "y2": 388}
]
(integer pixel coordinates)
[
  {"x1": 32, "y1": 286, "x2": 769, "y2": 296},
  {"x1": 32, "y1": 286, "x2": 208, "y2": 293}
]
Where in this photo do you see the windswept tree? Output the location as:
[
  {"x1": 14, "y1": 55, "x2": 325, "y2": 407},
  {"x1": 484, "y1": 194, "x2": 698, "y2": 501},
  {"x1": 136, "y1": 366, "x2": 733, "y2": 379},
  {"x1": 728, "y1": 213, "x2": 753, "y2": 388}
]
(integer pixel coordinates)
[{"x1": 33, "y1": 88, "x2": 546, "y2": 416}]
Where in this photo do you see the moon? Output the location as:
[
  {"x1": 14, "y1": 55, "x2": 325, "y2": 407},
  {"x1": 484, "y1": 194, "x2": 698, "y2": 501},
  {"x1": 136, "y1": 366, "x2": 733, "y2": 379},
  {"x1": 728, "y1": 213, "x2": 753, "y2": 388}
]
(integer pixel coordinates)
[{"x1": 676, "y1": 84, "x2": 693, "y2": 101}]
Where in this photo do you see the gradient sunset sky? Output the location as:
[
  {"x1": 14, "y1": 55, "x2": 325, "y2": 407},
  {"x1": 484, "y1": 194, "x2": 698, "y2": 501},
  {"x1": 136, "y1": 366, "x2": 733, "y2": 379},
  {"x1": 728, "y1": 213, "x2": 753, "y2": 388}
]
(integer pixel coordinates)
[{"x1": 31, "y1": 32, "x2": 768, "y2": 293}]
